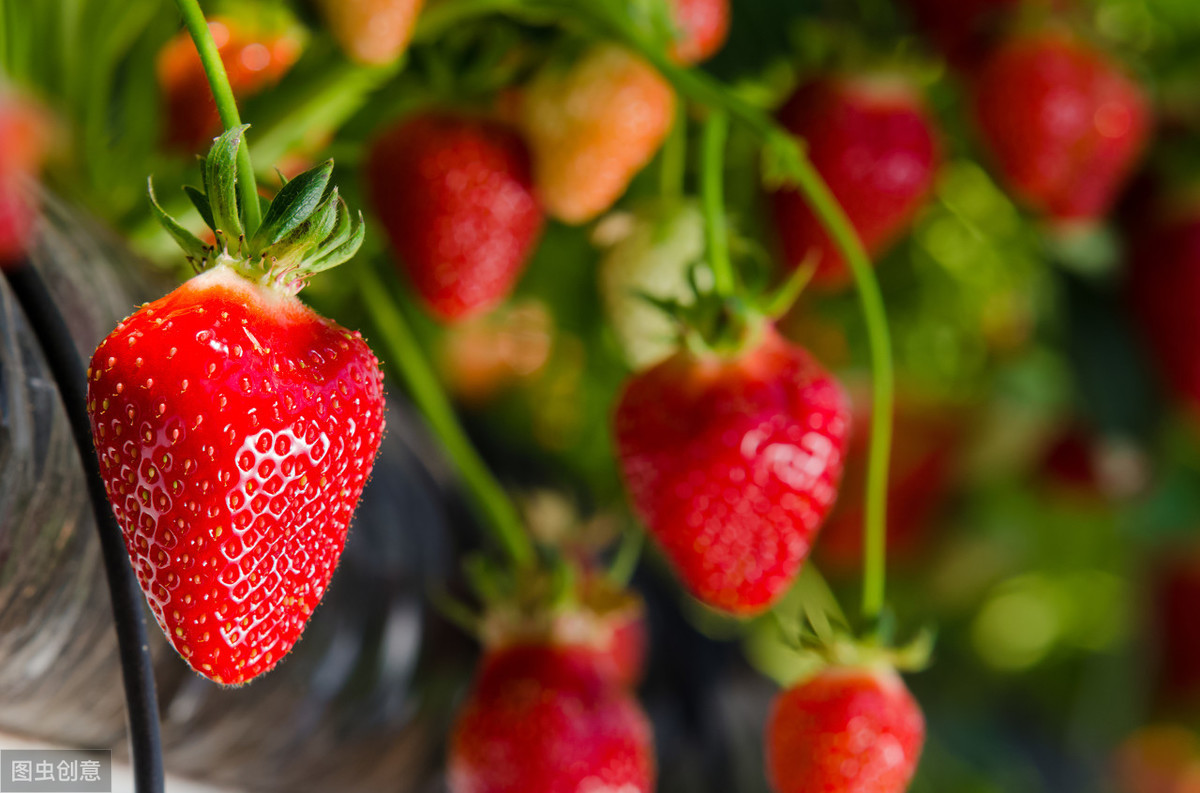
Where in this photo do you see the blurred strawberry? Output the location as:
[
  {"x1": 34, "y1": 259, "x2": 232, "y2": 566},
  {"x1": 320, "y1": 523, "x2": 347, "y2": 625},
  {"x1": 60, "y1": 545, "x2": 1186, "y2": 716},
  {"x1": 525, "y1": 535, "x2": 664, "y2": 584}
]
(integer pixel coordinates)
[
  {"x1": 972, "y1": 28, "x2": 1150, "y2": 224},
  {"x1": 817, "y1": 392, "x2": 960, "y2": 575},
  {"x1": 668, "y1": 0, "x2": 730, "y2": 65},
  {"x1": 0, "y1": 92, "x2": 50, "y2": 267},
  {"x1": 317, "y1": 0, "x2": 425, "y2": 65},
  {"x1": 1152, "y1": 550, "x2": 1200, "y2": 707},
  {"x1": 770, "y1": 74, "x2": 940, "y2": 289},
  {"x1": 448, "y1": 644, "x2": 655, "y2": 793},
  {"x1": 438, "y1": 300, "x2": 553, "y2": 404},
  {"x1": 521, "y1": 44, "x2": 675, "y2": 224},
  {"x1": 1114, "y1": 725, "x2": 1200, "y2": 793},
  {"x1": 366, "y1": 113, "x2": 544, "y2": 321},
  {"x1": 596, "y1": 201, "x2": 707, "y2": 369},
  {"x1": 1038, "y1": 423, "x2": 1149, "y2": 501},
  {"x1": 614, "y1": 325, "x2": 850, "y2": 615},
  {"x1": 157, "y1": 17, "x2": 302, "y2": 153},
  {"x1": 766, "y1": 665, "x2": 925, "y2": 793},
  {"x1": 1127, "y1": 199, "x2": 1200, "y2": 414}
]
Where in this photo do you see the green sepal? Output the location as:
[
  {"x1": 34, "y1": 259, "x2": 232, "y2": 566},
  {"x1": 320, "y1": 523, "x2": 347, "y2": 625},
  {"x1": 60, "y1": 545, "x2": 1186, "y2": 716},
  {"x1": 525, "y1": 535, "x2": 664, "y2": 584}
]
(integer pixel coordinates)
[
  {"x1": 183, "y1": 185, "x2": 215, "y2": 230},
  {"x1": 303, "y1": 210, "x2": 365, "y2": 275},
  {"x1": 204, "y1": 124, "x2": 249, "y2": 245},
  {"x1": 249, "y1": 159, "x2": 334, "y2": 254},
  {"x1": 148, "y1": 178, "x2": 208, "y2": 264}
]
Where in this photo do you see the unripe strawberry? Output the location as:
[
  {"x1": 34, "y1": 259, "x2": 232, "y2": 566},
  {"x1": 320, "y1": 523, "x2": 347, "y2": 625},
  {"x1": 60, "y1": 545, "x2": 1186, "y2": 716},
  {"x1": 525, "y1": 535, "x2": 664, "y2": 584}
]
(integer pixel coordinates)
[
  {"x1": 521, "y1": 44, "x2": 675, "y2": 225},
  {"x1": 770, "y1": 74, "x2": 940, "y2": 289},
  {"x1": 316, "y1": 0, "x2": 425, "y2": 65},
  {"x1": 766, "y1": 666, "x2": 925, "y2": 793},
  {"x1": 668, "y1": 0, "x2": 731, "y2": 65},
  {"x1": 972, "y1": 29, "x2": 1150, "y2": 223}
]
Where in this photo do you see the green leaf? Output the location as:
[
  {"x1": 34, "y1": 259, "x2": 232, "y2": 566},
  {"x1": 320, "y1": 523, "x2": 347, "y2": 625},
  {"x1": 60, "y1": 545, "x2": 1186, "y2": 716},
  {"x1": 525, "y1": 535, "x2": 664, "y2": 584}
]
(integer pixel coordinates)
[
  {"x1": 183, "y1": 185, "x2": 215, "y2": 230},
  {"x1": 249, "y1": 159, "x2": 334, "y2": 253},
  {"x1": 148, "y1": 178, "x2": 208, "y2": 263},
  {"x1": 204, "y1": 124, "x2": 249, "y2": 243}
]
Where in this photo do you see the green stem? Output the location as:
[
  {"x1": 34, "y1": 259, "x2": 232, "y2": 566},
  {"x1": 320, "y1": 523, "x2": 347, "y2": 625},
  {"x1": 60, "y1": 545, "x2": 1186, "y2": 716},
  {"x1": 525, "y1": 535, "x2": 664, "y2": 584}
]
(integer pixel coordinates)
[
  {"x1": 659, "y1": 106, "x2": 686, "y2": 204},
  {"x1": 173, "y1": 0, "x2": 262, "y2": 237},
  {"x1": 608, "y1": 525, "x2": 644, "y2": 586},
  {"x1": 700, "y1": 110, "x2": 735, "y2": 299},
  {"x1": 356, "y1": 264, "x2": 535, "y2": 568}
]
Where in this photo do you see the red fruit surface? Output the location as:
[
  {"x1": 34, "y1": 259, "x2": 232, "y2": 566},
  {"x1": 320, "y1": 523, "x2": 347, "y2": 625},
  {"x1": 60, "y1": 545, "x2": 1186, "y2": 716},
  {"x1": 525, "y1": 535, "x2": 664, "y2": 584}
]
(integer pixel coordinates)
[
  {"x1": 614, "y1": 326, "x2": 850, "y2": 615},
  {"x1": 448, "y1": 644, "x2": 656, "y2": 793},
  {"x1": 1152, "y1": 551, "x2": 1200, "y2": 705},
  {"x1": 158, "y1": 18, "x2": 301, "y2": 153},
  {"x1": 972, "y1": 30, "x2": 1150, "y2": 223},
  {"x1": 521, "y1": 44, "x2": 675, "y2": 225},
  {"x1": 818, "y1": 397, "x2": 959, "y2": 574},
  {"x1": 668, "y1": 0, "x2": 730, "y2": 64},
  {"x1": 86, "y1": 265, "x2": 386, "y2": 685},
  {"x1": 1127, "y1": 205, "x2": 1200, "y2": 413},
  {"x1": 903, "y1": 0, "x2": 1069, "y2": 70},
  {"x1": 770, "y1": 75, "x2": 940, "y2": 289},
  {"x1": 766, "y1": 666, "x2": 925, "y2": 793},
  {"x1": 367, "y1": 114, "x2": 544, "y2": 322}
]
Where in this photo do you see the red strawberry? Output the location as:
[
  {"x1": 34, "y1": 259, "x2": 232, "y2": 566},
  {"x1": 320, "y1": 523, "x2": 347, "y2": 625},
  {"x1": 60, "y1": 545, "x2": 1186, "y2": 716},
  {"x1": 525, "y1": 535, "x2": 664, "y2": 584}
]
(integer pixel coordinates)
[
  {"x1": 317, "y1": 0, "x2": 425, "y2": 66},
  {"x1": 1127, "y1": 200, "x2": 1200, "y2": 414},
  {"x1": 448, "y1": 644, "x2": 656, "y2": 793},
  {"x1": 88, "y1": 128, "x2": 382, "y2": 685},
  {"x1": 668, "y1": 0, "x2": 730, "y2": 65},
  {"x1": 521, "y1": 44, "x2": 675, "y2": 224},
  {"x1": 766, "y1": 665, "x2": 925, "y2": 793},
  {"x1": 902, "y1": 0, "x2": 1069, "y2": 70},
  {"x1": 972, "y1": 29, "x2": 1150, "y2": 223},
  {"x1": 614, "y1": 325, "x2": 850, "y2": 615},
  {"x1": 158, "y1": 17, "x2": 302, "y2": 153},
  {"x1": 770, "y1": 75, "x2": 940, "y2": 289},
  {"x1": 1151, "y1": 550, "x2": 1200, "y2": 707},
  {"x1": 366, "y1": 114, "x2": 544, "y2": 322}
]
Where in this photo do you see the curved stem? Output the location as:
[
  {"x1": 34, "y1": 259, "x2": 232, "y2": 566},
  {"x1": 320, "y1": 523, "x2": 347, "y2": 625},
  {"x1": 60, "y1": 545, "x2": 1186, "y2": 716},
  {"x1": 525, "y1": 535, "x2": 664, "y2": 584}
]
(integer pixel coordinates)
[
  {"x1": 355, "y1": 264, "x2": 535, "y2": 568},
  {"x1": 174, "y1": 0, "x2": 262, "y2": 237},
  {"x1": 700, "y1": 110, "x2": 734, "y2": 299},
  {"x1": 4, "y1": 261, "x2": 164, "y2": 793}
]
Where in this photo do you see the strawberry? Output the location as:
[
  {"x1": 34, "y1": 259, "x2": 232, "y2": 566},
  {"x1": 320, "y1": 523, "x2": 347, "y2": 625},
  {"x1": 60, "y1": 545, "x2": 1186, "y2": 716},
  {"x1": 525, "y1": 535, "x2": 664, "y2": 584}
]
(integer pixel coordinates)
[
  {"x1": 902, "y1": 0, "x2": 1069, "y2": 70},
  {"x1": 1151, "y1": 550, "x2": 1200, "y2": 707},
  {"x1": 438, "y1": 299, "x2": 553, "y2": 403},
  {"x1": 971, "y1": 29, "x2": 1150, "y2": 223},
  {"x1": 766, "y1": 665, "x2": 925, "y2": 793},
  {"x1": 596, "y1": 201, "x2": 707, "y2": 369},
  {"x1": 521, "y1": 43, "x2": 675, "y2": 225},
  {"x1": 448, "y1": 643, "x2": 656, "y2": 793},
  {"x1": 87, "y1": 128, "x2": 383, "y2": 685},
  {"x1": 614, "y1": 324, "x2": 850, "y2": 615},
  {"x1": 158, "y1": 17, "x2": 302, "y2": 153},
  {"x1": 0, "y1": 91, "x2": 50, "y2": 267},
  {"x1": 366, "y1": 113, "x2": 543, "y2": 322},
  {"x1": 1127, "y1": 200, "x2": 1200, "y2": 414},
  {"x1": 668, "y1": 0, "x2": 731, "y2": 65},
  {"x1": 1114, "y1": 726, "x2": 1200, "y2": 793},
  {"x1": 316, "y1": 0, "x2": 425, "y2": 66},
  {"x1": 770, "y1": 75, "x2": 940, "y2": 289}
]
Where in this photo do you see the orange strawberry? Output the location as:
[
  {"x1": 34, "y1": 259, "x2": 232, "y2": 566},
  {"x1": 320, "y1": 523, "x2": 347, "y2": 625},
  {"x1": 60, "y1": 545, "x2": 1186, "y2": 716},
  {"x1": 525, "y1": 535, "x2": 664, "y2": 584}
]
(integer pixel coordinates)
[
  {"x1": 521, "y1": 44, "x2": 675, "y2": 224},
  {"x1": 316, "y1": 0, "x2": 426, "y2": 66}
]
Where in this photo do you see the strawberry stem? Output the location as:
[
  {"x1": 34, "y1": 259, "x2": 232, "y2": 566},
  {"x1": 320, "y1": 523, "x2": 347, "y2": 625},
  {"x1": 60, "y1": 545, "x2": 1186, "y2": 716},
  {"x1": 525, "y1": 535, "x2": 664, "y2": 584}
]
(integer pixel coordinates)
[
  {"x1": 659, "y1": 107, "x2": 686, "y2": 204},
  {"x1": 700, "y1": 109, "x2": 735, "y2": 299},
  {"x1": 355, "y1": 264, "x2": 536, "y2": 568},
  {"x1": 173, "y1": 0, "x2": 262, "y2": 237}
]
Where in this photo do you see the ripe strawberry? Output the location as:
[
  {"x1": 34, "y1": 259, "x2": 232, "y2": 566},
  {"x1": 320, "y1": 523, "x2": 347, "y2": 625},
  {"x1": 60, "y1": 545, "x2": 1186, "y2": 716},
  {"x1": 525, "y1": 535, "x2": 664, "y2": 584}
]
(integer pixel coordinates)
[
  {"x1": 316, "y1": 0, "x2": 425, "y2": 66},
  {"x1": 158, "y1": 17, "x2": 301, "y2": 152},
  {"x1": 366, "y1": 113, "x2": 543, "y2": 321},
  {"x1": 614, "y1": 325, "x2": 850, "y2": 615},
  {"x1": 597, "y1": 201, "x2": 707, "y2": 369},
  {"x1": 1127, "y1": 201, "x2": 1200, "y2": 414},
  {"x1": 766, "y1": 665, "x2": 925, "y2": 793},
  {"x1": 770, "y1": 75, "x2": 940, "y2": 289},
  {"x1": 668, "y1": 0, "x2": 731, "y2": 65},
  {"x1": 448, "y1": 644, "x2": 655, "y2": 793},
  {"x1": 521, "y1": 44, "x2": 675, "y2": 225},
  {"x1": 88, "y1": 128, "x2": 382, "y2": 685},
  {"x1": 972, "y1": 29, "x2": 1150, "y2": 223}
]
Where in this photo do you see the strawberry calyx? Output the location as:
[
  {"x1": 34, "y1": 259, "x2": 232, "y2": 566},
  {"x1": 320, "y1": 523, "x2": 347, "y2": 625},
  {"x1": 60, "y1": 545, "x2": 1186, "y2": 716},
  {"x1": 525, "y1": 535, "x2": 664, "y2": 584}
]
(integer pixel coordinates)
[
  {"x1": 780, "y1": 604, "x2": 935, "y2": 678},
  {"x1": 149, "y1": 124, "x2": 364, "y2": 295}
]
